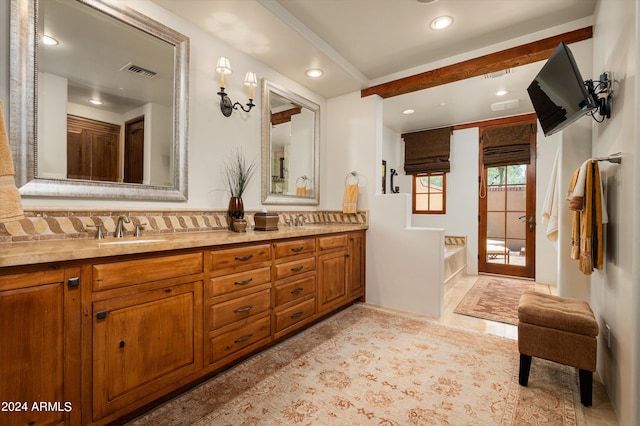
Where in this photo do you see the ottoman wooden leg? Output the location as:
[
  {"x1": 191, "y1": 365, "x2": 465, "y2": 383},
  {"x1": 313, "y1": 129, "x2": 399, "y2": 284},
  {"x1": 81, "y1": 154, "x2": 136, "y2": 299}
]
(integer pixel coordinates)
[
  {"x1": 519, "y1": 354, "x2": 532, "y2": 386},
  {"x1": 579, "y1": 369, "x2": 593, "y2": 407}
]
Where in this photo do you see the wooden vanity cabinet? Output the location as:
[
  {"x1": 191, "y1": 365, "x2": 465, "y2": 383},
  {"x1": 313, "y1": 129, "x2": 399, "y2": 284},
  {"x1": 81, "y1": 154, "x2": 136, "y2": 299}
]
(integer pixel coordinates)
[
  {"x1": 89, "y1": 252, "x2": 204, "y2": 424},
  {"x1": 317, "y1": 234, "x2": 350, "y2": 314},
  {"x1": 272, "y1": 238, "x2": 317, "y2": 338},
  {"x1": 0, "y1": 267, "x2": 82, "y2": 426},
  {"x1": 348, "y1": 231, "x2": 366, "y2": 299},
  {"x1": 207, "y1": 244, "x2": 273, "y2": 368},
  {"x1": 0, "y1": 229, "x2": 365, "y2": 425}
]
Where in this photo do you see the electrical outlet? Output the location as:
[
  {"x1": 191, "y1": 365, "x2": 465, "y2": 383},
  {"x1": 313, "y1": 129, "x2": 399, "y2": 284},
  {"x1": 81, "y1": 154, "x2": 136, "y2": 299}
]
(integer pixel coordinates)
[{"x1": 604, "y1": 324, "x2": 612, "y2": 349}]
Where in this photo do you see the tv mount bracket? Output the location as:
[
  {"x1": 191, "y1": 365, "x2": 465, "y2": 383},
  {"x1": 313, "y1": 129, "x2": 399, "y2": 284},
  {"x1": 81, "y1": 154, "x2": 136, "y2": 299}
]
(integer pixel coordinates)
[{"x1": 585, "y1": 71, "x2": 613, "y2": 121}]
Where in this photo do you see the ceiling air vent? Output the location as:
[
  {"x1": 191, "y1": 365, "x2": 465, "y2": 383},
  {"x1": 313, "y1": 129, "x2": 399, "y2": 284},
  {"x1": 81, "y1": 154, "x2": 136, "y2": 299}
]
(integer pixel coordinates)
[
  {"x1": 484, "y1": 69, "x2": 512, "y2": 79},
  {"x1": 491, "y1": 99, "x2": 520, "y2": 111},
  {"x1": 120, "y1": 62, "x2": 157, "y2": 79}
]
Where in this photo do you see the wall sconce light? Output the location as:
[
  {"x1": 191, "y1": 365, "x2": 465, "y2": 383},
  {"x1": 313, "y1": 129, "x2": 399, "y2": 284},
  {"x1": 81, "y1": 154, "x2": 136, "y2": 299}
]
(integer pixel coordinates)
[{"x1": 215, "y1": 56, "x2": 258, "y2": 117}]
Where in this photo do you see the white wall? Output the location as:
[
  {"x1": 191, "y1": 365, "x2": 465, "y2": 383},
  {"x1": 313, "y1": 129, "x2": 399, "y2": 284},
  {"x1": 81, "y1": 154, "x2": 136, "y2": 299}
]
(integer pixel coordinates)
[
  {"x1": 411, "y1": 128, "x2": 480, "y2": 275},
  {"x1": 590, "y1": 0, "x2": 639, "y2": 424},
  {"x1": 2, "y1": 0, "x2": 326, "y2": 211},
  {"x1": 327, "y1": 92, "x2": 445, "y2": 318}
]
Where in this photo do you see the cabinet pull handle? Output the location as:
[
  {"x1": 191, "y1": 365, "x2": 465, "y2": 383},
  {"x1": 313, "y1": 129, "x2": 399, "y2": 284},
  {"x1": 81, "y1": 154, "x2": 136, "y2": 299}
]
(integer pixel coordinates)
[
  {"x1": 291, "y1": 266, "x2": 304, "y2": 272},
  {"x1": 290, "y1": 312, "x2": 304, "y2": 319},
  {"x1": 235, "y1": 255, "x2": 254, "y2": 261},
  {"x1": 234, "y1": 304, "x2": 253, "y2": 313},
  {"x1": 234, "y1": 278, "x2": 253, "y2": 286},
  {"x1": 290, "y1": 288, "x2": 304, "y2": 294},
  {"x1": 68, "y1": 277, "x2": 80, "y2": 288},
  {"x1": 290, "y1": 246, "x2": 305, "y2": 252},
  {"x1": 96, "y1": 310, "x2": 107, "y2": 320},
  {"x1": 234, "y1": 333, "x2": 254, "y2": 344}
]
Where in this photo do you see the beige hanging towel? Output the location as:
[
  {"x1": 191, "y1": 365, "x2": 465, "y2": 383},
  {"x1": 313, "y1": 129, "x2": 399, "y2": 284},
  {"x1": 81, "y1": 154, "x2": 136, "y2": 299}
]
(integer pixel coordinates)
[
  {"x1": 343, "y1": 172, "x2": 359, "y2": 214},
  {"x1": 0, "y1": 100, "x2": 25, "y2": 223},
  {"x1": 343, "y1": 184, "x2": 358, "y2": 213}
]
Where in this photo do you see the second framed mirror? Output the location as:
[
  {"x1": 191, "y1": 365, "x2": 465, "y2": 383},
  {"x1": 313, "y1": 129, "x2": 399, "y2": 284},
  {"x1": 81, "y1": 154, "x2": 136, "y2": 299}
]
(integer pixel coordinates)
[{"x1": 261, "y1": 79, "x2": 319, "y2": 206}]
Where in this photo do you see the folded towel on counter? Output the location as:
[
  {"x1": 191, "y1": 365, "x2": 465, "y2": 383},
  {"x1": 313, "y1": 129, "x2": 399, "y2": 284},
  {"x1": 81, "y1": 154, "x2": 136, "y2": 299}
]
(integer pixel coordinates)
[
  {"x1": 342, "y1": 184, "x2": 358, "y2": 214},
  {"x1": 0, "y1": 100, "x2": 25, "y2": 223}
]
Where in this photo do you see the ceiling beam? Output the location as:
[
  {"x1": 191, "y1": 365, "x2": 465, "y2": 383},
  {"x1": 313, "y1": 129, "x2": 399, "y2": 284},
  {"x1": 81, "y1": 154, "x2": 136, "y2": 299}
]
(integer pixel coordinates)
[{"x1": 361, "y1": 26, "x2": 593, "y2": 99}]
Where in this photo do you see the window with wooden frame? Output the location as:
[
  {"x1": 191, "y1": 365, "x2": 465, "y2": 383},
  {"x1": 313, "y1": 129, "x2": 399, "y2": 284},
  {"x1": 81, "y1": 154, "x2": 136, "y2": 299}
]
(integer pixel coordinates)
[{"x1": 413, "y1": 173, "x2": 446, "y2": 214}]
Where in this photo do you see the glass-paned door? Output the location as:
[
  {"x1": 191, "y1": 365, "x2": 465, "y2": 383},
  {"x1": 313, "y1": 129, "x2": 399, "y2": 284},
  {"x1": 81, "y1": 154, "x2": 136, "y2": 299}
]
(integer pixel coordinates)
[{"x1": 479, "y1": 163, "x2": 536, "y2": 278}]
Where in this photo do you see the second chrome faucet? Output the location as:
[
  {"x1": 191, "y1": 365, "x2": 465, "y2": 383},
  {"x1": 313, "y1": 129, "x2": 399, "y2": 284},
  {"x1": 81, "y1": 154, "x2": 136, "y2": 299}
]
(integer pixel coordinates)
[{"x1": 114, "y1": 215, "x2": 131, "y2": 238}]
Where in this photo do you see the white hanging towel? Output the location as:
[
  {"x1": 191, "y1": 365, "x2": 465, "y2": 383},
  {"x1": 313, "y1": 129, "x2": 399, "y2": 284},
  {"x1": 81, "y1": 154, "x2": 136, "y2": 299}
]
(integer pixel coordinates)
[{"x1": 541, "y1": 148, "x2": 560, "y2": 242}]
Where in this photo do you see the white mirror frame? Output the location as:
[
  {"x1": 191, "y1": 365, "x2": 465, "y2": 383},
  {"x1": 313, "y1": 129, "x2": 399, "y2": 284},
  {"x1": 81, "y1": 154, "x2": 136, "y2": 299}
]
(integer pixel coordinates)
[
  {"x1": 261, "y1": 79, "x2": 320, "y2": 206},
  {"x1": 9, "y1": 0, "x2": 190, "y2": 201}
]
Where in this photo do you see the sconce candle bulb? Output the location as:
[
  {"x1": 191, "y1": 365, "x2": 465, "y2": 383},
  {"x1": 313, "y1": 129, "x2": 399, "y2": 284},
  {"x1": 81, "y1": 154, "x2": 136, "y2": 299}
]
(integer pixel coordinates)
[
  {"x1": 215, "y1": 56, "x2": 232, "y2": 87},
  {"x1": 215, "y1": 56, "x2": 256, "y2": 117}
]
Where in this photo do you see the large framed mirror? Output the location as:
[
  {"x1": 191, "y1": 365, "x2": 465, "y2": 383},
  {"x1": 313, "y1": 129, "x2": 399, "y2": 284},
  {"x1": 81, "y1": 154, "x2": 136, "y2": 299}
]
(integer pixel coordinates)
[
  {"x1": 9, "y1": 0, "x2": 189, "y2": 200},
  {"x1": 261, "y1": 79, "x2": 319, "y2": 206}
]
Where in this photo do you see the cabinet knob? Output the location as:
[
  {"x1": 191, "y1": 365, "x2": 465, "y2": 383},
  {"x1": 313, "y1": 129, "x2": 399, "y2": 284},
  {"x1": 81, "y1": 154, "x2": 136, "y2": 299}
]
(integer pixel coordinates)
[
  {"x1": 68, "y1": 277, "x2": 80, "y2": 288},
  {"x1": 235, "y1": 255, "x2": 254, "y2": 261},
  {"x1": 96, "y1": 310, "x2": 107, "y2": 320},
  {"x1": 234, "y1": 305, "x2": 253, "y2": 313},
  {"x1": 234, "y1": 333, "x2": 254, "y2": 344},
  {"x1": 234, "y1": 278, "x2": 253, "y2": 286},
  {"x1": 119, "y1": 341, "x2": 125, "y2": 349}
]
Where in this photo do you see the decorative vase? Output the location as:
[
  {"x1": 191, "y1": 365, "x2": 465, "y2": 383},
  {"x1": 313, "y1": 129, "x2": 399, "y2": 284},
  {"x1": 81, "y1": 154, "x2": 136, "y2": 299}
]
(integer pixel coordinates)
[
  {"x1": 228, "y1": 196, "x2": 245, "y2": 229},
  {"x1": 232, "y1": 218, "x2": 248, "y2": 233}
]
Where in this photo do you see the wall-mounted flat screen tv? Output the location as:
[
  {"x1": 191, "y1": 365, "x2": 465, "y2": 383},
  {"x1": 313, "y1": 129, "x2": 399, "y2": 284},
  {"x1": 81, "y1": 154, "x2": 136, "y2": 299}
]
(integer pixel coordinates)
[{"x1": 527, "y1": 42, "x2": 597, "y2": 136}]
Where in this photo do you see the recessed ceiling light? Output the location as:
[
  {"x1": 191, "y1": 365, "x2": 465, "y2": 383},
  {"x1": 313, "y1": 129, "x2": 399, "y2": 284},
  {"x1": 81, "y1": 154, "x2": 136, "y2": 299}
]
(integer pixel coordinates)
[
  {"x1": 42, "y1": 35, "x2": 59, "y2": 46},
  {"x1": 430, "y1": 16, "x2": 453, "y2": 30},
  {"x1": 88, "y1": 98, "x2": 104, "y2": 105},
  {"x1": 402, "y1": 109, "x2": 415, "y2": 115},
  {"x1": 416, "y1": 0, "x2": 439, "y2": 3},
  {"x1": 306, "y1": 69, "x2": 324, "y2": 78},
  {"x1": 495, "y1": 90, "x2": 509, "y2": 97}
]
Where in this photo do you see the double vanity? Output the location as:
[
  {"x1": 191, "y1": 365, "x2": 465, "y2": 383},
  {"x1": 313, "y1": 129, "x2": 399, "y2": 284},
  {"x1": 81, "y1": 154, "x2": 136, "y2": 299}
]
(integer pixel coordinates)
[{"x1": 0, "y1": 223, "x2": 366, "y2": 425}]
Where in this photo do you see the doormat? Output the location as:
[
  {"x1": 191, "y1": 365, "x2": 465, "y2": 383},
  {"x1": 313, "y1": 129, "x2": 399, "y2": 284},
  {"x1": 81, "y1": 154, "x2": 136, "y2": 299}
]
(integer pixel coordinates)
[{"x1": 454, "y1": 275, "x2": 550, "y2": 325}]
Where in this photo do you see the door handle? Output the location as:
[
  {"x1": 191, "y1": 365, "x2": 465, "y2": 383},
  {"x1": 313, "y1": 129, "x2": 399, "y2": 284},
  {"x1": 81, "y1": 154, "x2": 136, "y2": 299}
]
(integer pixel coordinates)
[{"x1": 528, "y1": 214, "x2": 535, "y2": 232}]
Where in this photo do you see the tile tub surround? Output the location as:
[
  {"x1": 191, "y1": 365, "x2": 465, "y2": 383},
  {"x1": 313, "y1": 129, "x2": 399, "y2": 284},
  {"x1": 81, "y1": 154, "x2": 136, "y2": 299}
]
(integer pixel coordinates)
[{"x1": 0, "y1": 209, "x2": 368, "y2": 243}]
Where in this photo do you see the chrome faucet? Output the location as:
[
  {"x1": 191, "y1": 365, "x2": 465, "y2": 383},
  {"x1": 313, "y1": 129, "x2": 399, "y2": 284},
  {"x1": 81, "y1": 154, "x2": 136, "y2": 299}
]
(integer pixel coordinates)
[
  {"x1": 294, "y1": 214, "x2": 306, "y2": 227},
  {"x1": 114, "y1": 215, "x2": 131, "y2": 238}
]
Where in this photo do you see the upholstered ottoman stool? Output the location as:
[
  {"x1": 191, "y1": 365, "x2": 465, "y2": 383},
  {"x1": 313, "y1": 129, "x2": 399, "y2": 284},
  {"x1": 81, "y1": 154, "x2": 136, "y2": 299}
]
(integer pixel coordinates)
[{"x1": 517, "y1": 291, "x2": 599, "y2": 406}]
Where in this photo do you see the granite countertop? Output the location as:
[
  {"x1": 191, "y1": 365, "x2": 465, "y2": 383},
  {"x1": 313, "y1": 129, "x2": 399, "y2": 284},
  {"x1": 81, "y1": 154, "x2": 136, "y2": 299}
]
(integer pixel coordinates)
[{"x1": 0, "y1": 224, "x2": 367, "y2": 268}]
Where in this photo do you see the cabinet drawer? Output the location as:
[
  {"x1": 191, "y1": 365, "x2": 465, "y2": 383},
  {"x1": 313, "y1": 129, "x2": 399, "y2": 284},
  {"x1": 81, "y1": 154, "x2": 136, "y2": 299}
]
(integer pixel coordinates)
[
  {"x1": 318, "y1": 234, "x2": 349, "y2": 251},
  {"x1": 274, "y1": 257, "x2": 316, "y2": 281},
  {"x1": 275, "y1": 298, "x2": 316, "y2": 333},
  {"x1": 273, "y1": 238, "x2": 316, "y2": 259},
  {"x1": 92, "y1": 252, "x2": 203, "y2": 291},
  {"x1": 208, "y1": 267, "x2": 271, "y2": 298},
  {"x1": 210, "y1": 244, "x2": 271, "y2": 272},
  {"x1": 275, "y1": 275, "x2": 316, "y2": 307},
  {"x1": 209, "y1": 289, "x2": 271, "y2": 330},
  {"x1": 209, "y1": 314, "x2": 271, "y2": 364}
]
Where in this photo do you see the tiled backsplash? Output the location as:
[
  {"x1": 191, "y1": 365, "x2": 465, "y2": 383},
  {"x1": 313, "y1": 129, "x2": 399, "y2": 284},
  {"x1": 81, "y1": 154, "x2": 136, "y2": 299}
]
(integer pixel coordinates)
[{"x1": 0, "y1": 209, "x2": 368, "y2": 243}]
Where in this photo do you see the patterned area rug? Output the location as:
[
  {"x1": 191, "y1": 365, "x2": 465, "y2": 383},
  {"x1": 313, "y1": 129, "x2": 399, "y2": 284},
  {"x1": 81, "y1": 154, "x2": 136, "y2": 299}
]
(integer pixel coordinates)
[
  {"x1": 130, "y1": 304, "x2": 584, "y2": 426},
  {"x1": 454, "y1": 275, "x2": 551, "y2": 325}
]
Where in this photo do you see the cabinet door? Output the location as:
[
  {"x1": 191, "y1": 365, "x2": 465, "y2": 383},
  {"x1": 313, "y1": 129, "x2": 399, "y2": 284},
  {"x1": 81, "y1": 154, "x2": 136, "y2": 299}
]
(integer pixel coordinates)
[
  {"x1": 317, "y1": 250, "x2": 349, "y2": 313},
  {"x1": 349, "y1": 231, "x2": 365, "y2": 298},
  {"x1": 92, "y1": 281, "x2": 203, "y2": 421},
  {"x1": 0, "y1": 269, "x2": 81, "y2": 426}
]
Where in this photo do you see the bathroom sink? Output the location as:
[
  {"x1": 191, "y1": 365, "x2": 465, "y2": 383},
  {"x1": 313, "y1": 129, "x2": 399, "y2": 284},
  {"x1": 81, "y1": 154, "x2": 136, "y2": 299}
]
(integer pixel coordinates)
[{"x1": 98, "y1": 238, "x2": 168, "y2": 247}]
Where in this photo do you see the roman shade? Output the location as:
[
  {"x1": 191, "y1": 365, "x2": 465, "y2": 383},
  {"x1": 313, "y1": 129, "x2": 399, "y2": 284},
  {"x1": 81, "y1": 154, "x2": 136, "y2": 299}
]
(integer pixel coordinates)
[
  {"x1": 403, "y1": 127, "x2": 452, "y2": 174},
  {"x1": 482, "y1": 124, "x2": 534, "y2": 167}
]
